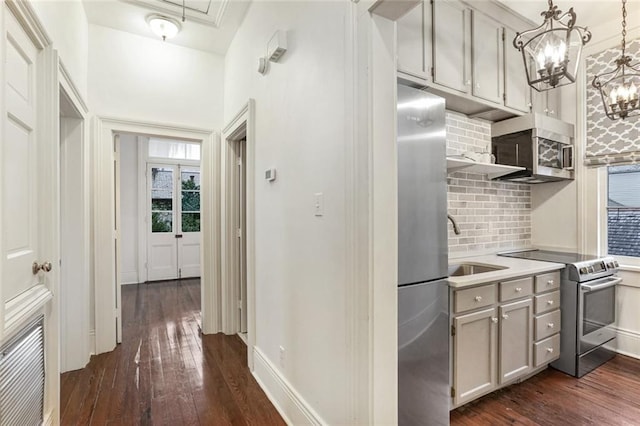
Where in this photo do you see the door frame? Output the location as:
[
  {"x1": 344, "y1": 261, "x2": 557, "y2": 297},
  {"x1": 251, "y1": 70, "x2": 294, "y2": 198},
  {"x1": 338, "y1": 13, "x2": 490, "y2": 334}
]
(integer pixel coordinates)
[
  {"x1": 221, "y1": 100, "x2": 256, "y2": 368},
  {"x1": 59, "y1": 61, "x2": 91, "y2": 372},
  {"x1": 93, "y1": 117, "x2": 219, "y2": 354}
]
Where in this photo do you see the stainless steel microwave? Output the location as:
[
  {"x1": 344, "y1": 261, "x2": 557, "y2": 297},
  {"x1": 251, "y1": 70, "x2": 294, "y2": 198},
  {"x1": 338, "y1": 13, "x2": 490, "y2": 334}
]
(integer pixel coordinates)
[{"x1": 491, "y1": 113, "x2": 574, "y2": 183}]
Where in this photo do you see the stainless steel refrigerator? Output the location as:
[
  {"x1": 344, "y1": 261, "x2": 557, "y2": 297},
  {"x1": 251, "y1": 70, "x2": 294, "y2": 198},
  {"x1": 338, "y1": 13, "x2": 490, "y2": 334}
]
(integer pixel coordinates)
[{"x1": 397, "y1": 84, "x2": 449, "y2": 425}]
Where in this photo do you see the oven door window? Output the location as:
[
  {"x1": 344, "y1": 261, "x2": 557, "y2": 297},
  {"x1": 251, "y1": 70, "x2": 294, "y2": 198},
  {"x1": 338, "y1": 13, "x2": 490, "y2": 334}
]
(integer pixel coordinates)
[
  {"x1": 537, "y1": 138, "x2": 562, "y2": 169},
  {"x1": 583, "y1": 285, "x2": 616, "y2": 336}
]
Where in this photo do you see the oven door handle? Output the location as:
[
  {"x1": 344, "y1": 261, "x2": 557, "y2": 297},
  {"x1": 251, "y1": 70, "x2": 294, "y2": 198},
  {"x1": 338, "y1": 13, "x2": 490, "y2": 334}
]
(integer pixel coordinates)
[{"x1": 581, "y1": 276, "x2": 622, "y2": 293}]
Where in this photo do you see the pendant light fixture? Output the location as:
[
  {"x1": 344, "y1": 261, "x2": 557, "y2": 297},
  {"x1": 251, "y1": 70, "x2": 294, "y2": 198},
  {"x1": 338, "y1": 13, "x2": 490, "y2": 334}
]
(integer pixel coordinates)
[
  {"x1": 592, "y1": 0, "x2": 640, "y2": 120},
  {"x1": 513, "y1": 0, "x2": 591, "y2": 92}
]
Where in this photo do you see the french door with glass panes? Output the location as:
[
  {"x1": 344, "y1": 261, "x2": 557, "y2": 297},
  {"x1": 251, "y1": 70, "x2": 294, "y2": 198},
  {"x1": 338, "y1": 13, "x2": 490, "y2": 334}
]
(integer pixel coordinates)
[{"x1": 147, "y1": 164, "x2": 201, "y2": 281}]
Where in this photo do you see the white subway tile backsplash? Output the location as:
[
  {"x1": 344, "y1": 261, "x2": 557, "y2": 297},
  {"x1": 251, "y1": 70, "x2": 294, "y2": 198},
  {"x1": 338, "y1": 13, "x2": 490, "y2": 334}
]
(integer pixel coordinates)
[{"x1": 446, "y1": 111, "x2": 531, "y2": 255}]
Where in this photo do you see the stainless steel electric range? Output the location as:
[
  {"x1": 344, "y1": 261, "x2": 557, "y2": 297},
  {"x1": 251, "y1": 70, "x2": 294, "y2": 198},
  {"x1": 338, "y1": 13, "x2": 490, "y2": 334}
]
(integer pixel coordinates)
[{"x1": 499, "y1": 249, "x2": 621, "y2": 377}]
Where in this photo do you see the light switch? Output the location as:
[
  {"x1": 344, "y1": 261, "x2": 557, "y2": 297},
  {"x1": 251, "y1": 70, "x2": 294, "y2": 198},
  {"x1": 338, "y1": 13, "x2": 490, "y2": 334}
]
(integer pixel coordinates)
[{"x1": 314, "y1": 192, "x2": 324, "y2": 216}]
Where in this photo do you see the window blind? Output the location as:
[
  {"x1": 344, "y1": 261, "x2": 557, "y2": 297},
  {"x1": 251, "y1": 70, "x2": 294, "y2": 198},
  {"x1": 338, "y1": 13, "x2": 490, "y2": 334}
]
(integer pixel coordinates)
[{"x1": 585, "y1": 38, "x2": 640, "y2": 166}]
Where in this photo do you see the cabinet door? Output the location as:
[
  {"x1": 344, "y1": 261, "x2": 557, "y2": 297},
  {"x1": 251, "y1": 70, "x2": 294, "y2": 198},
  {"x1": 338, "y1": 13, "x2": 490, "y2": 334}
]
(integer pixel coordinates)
[
  {"x1": 453, "y1": 307, "x2": 497, "y2": 406},
  {"x1": 503, "y1": 27, "x2": 531, "y2": 113},
  {"x1": 471, "y1": 10, "x2": 503, "y2": 104},
  {"x1": 531, "y1": 89, "x2": 560, "y2": 117},
  {"x1": 397, "y1": 1, "x2": 430, "y2": 80},
  {"x1": 432, "y1": 0, "x2": 469, "y2": 93},
  {"x1": 499, "y1": 298, "x2": 533, "y2": 384}
]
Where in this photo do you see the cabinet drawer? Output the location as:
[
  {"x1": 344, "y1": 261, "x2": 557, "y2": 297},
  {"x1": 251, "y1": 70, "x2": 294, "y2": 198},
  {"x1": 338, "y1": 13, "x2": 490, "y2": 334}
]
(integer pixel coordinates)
[
  {"x1": 535, "y1": 310, "x2": 561, "y2": 341},
  {"x1": 454, "y1": 284, "x2": 496, "y2": 314},
  {"x1": 500, "y1": 277, "x2": 533, "y2": 302},
  {"x1": 535, "y1": 271, "x2": 561, "y2": 293},
  {"x1": 534, "y1": 334, "x2": 560, "y2": 367},
  {"x1": 534, "y1": 290, "x2": 560, "y2": 315}
]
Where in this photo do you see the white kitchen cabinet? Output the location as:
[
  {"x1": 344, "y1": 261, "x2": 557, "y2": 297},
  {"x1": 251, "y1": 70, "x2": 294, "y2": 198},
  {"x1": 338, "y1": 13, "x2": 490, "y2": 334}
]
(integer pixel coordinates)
[
  {"x1": 453, "y1": 306, "x2": 497, "y2": 406},
  {"x1": 450, "y1": 269, "x2": 561, "y2": 408},
  {"x1": 532, "y1": 87, "x2": 560, "y2": 117},
  {"x1": 499, "y1": 298, "x2": 533, "y2": 384},
  {"x1": 432, "y1": 0, "x2": 470, "y2": 94},
  {"x1": 397, "y1": 2, "x2": 431, "y2": 81},
  {"x1": 503, "y1": 27, "x2": 531, "y2": 113},
  {"x1": 471, "y1": 10, "x2": 503, "y2": 105}
]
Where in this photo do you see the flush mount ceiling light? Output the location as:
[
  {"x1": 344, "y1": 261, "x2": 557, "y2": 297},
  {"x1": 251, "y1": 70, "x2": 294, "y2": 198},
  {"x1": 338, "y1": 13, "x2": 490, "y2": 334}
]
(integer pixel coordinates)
[
  {"x1": 513, "y1": 0, "x2": 591, "y2": 92},
  {"x1": 146, "y1": 14, "x2": 181, "y2": 41},
  {"x1": 592, "y1": 0, "x2": 640, "y2": 120}
]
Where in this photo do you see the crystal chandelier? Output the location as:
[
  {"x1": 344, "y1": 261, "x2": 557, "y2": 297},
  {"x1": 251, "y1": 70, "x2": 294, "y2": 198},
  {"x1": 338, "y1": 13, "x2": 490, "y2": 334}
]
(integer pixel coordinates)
[
  {"x1": 592, "y1": 0, "x2": 640, "y2": 120},
  {"x1": 513, "y1": 0, "x2": 591, "y2": 92}
]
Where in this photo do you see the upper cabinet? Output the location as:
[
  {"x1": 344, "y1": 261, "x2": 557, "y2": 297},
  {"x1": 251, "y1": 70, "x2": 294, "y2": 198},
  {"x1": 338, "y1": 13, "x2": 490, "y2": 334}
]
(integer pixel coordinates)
[
  {"x1": 397, "y1": 1, "x2": 430, "y2": 81},
  {"x1": 432, "y1": 0, "x2": 469, "y2": 94},
  {"x1": 471, "y1": 10, "x2": 504, "y2": 105},
  {"x1": 503, "y1": 27, "x2": 531, "y2": 113},
  {"x1": 397, "y1": 0, "x2": 563, "y2": 120}
]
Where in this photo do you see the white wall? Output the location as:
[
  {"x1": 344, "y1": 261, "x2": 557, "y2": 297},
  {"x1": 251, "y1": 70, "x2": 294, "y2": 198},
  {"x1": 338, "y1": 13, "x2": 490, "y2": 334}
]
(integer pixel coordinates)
[
  {"x1": 224, "y1": 1, "x2": 353, "y2": 423},
  {"x1": 119, "y1": 134, "x2": 139, "y2": 284},
  {"x1": 31, "y1": 0, "x2": 89, "y2": 99},
  {"x1": 88, "y1": 24, "x2": 224, "y2": 130}
]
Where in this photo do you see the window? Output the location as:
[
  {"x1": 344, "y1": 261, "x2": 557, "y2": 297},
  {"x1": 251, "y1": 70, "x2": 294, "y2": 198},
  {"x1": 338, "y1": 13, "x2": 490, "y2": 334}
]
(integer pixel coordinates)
[
  {"x1": 607, "y1": 165, "x2": 640, "y2": 258},
  {"x1": 148, "y1": 137, "x2": 200, "y2": 161}
]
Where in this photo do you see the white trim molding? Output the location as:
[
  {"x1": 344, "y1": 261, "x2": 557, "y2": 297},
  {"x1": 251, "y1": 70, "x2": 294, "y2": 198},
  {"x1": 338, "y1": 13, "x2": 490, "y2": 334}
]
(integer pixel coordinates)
[
  {"x1": 252, "y1": 347, "x2": 326, "y2": 426},
  {"x1": 220, "y1": 100, "x2": 256, "y2": 370},
  {"x1": 615, "y1": 327, "x2": 640, "y2": 360},
  {"x1": 92, "y1": 117, "x2": 220, "y2": 354}
]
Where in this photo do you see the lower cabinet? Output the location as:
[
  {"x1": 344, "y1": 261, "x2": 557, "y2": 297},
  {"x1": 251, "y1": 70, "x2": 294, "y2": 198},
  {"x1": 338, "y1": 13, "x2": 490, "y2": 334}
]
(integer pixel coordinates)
[
  {"x1": 499, "y1": 299, "x2": 533, "y2": 384},
  {"x1": 453, "y1": 307, "x2": 497, "y2": 406},
  {"x1": 451, "y1": 271, "x2": 559, "y2": 408}
]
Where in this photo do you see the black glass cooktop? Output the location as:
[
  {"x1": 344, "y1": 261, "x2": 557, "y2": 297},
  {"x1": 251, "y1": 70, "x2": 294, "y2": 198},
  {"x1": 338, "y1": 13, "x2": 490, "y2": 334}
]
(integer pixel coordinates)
[{"x1": 498, "y1": 249, "x2": 600, "y2": 265}]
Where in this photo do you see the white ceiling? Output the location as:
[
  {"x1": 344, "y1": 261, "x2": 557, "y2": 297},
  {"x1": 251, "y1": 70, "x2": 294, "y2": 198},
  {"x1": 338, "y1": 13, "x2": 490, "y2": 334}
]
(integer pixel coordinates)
[
  {"x1": 495, "y1": 0, "x2": 638, "y2": 30},
  {"x1": 83, "y1": 0, "x2": 251, "y2": 55},
  {"x1": 83, "y1": 0, "x2": 639, "y2": 56}
]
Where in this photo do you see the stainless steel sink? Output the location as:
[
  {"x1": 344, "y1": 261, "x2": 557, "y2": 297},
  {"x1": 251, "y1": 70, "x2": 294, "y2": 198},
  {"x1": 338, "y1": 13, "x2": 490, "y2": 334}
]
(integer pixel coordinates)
[{"x1": 448, "y1": 263, "x2": 507, "y2": 277}]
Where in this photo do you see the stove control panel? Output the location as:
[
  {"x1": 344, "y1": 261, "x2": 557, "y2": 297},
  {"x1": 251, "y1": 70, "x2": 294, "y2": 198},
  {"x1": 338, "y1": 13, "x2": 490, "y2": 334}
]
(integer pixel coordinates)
[{"x1": 570, "y1": 257, "x2": 618, "y2": 282}]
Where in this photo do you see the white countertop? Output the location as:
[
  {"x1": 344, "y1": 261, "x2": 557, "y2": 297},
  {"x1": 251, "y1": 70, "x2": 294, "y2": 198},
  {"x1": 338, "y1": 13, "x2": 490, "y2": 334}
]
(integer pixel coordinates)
[{"x1": 448, "y1": 254, "x2": 565, "y2": 289}]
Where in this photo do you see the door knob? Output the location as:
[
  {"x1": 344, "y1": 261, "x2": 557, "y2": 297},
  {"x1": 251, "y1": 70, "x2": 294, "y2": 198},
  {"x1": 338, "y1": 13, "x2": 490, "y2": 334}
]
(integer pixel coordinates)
[{"x1": 32, "y1": 261, "x2": 53, "y2": 275}]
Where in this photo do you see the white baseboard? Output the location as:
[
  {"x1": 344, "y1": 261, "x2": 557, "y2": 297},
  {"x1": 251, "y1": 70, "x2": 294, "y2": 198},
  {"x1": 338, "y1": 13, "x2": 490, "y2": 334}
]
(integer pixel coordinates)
[
  {"x1": 252, "y1": 346, "x2": 325, "y2": 425},
  {"x1": 121, "y1": 271, "x2": 139, "y2": 285},
  {"x1": 89, "y1": 329, "x2": 96, "y2": 356},
  {"x1": 616, "y1": 327, "x2": 640, "y2": 360},
  {"x1": 43, "y1": 408, "x2": 56, "y2": 426}
]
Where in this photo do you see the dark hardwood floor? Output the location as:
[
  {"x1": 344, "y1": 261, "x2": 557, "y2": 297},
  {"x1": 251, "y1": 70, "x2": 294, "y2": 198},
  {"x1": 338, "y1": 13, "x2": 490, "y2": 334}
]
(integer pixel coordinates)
[
  {"x1": 451, "y1": 355, "x2": 640, "y2": 425},
  {"x1": 60, "y1": 279, "x2": 285, "y2": 425}
]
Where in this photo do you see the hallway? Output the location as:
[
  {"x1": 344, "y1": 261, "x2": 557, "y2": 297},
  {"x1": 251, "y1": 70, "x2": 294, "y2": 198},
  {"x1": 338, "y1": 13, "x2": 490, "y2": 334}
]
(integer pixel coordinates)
[{"x1": 60, "y1": 279, "x2": 284, "y2": 425}]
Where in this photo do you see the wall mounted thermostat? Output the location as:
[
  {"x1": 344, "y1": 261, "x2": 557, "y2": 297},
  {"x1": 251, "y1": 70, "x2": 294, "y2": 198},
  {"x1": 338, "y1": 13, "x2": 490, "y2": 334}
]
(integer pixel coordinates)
[
  {"x1": 267, "y1": 30, "x2": 287, "y2": 62},
  {"x1": 265, "y1": 168, "x2": 277, "y2": 182}
]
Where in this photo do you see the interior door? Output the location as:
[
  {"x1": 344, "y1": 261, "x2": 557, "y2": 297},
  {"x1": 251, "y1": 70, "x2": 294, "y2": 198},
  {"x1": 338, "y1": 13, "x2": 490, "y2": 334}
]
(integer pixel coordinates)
[
  {"x1": 3, "y1": 8, "x2": 43, "y2": 302},
  {"x1": 177, "y1": 166, "x2": 201, "y2": 279},
  {"x1": 237, "y1": 142, "x2": 247, "y2": 333},
  {"x1": 147, "y1": 164, "x2": 178, "y2": 281}
]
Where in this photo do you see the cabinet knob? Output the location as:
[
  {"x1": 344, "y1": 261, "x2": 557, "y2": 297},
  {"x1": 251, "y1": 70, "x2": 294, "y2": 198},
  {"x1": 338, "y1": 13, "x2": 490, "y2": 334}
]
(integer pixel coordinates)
[
  {"x1": 544, "y1": 108, "x2": 549, "y2": 113},
  {"x1": 465, "y1": 80, "x2": 471, "y2": 86},
  {"x1": 474, "y1": 296, "x2": 483, "y2": 302},
  {"x1": 547, "y1": 322, "x2": 555, "y2": 329},
  {"x1": 546, "y1": 347, "x2": 554, "y2": 353},
  {"x1": 547, "y1": 300, "x2": 554, "y2": 306},
  {"x1": 547, "y1": 280, "x2": 554, "y2": 286},
  {"x1": 502, "y1": 314, "x2": 509, "y2": 320},
  {"x1": 475, "y1": 83, "x2": 480, "y2": 89},
  {"x1": 491, "y1": 317, "x2": 498, "y2": 323},
  {"x1": 515, "y1": 287, "x2": 522, "y2": 292}
]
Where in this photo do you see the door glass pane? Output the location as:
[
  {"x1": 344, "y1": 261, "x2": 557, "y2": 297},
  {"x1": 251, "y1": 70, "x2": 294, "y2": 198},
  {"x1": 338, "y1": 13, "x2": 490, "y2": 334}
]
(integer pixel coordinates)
[
  {"x1": 182, "y1": 213, "x2": 200, "y2": 232},
  {"x1": 151, "y1": 167, "x2": 173, "y2": 233},
  {"x1": 181, "y1": 170, "x2": 200, "y2": 232}
]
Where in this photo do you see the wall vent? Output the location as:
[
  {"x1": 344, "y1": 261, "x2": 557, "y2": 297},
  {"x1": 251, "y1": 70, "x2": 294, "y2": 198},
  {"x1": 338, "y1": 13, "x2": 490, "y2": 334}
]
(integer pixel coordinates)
[{"x1": 0, "y1": 315, "x2": 45, "y2": 426}]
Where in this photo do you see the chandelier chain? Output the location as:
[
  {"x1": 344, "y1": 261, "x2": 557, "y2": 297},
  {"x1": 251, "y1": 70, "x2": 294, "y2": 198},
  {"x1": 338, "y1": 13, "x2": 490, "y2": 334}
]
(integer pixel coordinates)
[{"x1": 621, "y1": 0, "x2": 627, "y2": 55}]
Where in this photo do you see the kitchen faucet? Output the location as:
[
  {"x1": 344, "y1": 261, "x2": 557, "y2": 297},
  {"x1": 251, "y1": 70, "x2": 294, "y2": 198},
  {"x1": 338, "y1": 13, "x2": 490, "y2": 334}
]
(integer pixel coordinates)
[{"x1": 447, "y1": 214, "x2": 461, "y2": 235}]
